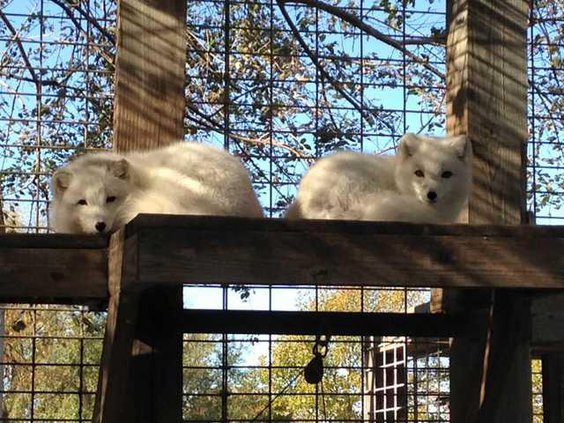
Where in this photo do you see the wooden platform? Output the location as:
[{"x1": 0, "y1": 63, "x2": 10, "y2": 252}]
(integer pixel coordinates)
[
  {"x1": 1, "y1": 215, "x2": 564, "y2": 304},
  {"x1": 2, "y1": 215, "x2": 564, "y2": 422}
]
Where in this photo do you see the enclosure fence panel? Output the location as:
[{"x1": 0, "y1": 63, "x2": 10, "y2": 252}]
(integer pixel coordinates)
[{"x1": 0, "y1": 0, "x2": 563, "y2": 421}]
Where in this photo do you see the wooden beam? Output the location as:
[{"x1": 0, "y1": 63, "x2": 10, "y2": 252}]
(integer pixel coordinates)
[
  {"x1": 542, "y1": 353, "x2": 564, "y2": 423},
  {"x1": 182, "y1": 309, "x2": 468, "y2": 336},
  {"x1": 446, "y1": 1, "x2": 531, "y2": 422},
  {"x1": 97, "y1": 0, "x2": 188, "y2": 420},
  {"x1": 93, "y1": 231, "x2": 139, "y2": 423},
  {"x1": 113, "y1": 0, "x2": 186, "y2": 151},
  {"x1": 124, "y1": 215, "x2": 564, "y2": 289},
  {"x1": 0, "y1": 234, "x2": 108, "y2": 302}
]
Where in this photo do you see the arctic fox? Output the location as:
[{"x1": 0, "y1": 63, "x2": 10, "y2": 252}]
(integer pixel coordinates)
[
  {"x1": 50, "y1": 142, "x2": 263, "y2": 234},
  {"x1": 287, "y1": 133, "x2": 472, "y2": 223}
]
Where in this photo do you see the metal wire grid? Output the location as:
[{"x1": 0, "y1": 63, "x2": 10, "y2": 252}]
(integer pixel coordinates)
[
  {"x1": 0, "y1": 304, "x2": 104, "y2": 421},
  {"x1": 0, "y1": 0, "x2": 560, "y2": 421},
  {"x1": 184, "y1": 0, "x2": 447, "y2": 217},
  {"x1": 182, "y1": 284, "x2": 447, "y2": 422},
  {"x1": 0, "y1": 0, "x2": 115, "y2": 233},
  {"x1": 1, "y1": 1, "x2": 112, "y2": 421},
  {"x1": 181, "y1": 0, "x2": 449, "y2": 420},
  {"x1": 531, "y1": 359, "x2": 543, "y2": 423},
  {"x1": 527, "y1": 0, "x2": 564, "y2": 224}
]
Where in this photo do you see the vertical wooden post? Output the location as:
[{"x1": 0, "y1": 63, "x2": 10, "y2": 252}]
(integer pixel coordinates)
[
  {"x1": 542, "y1": 353, "x2": 564, "y2": 423},
  {"x1": 446, "y1": 0, "x2": 531, "y2": 422},
  {"x1": 94, "y1": 0, "x2": 187, "y2": 421}
]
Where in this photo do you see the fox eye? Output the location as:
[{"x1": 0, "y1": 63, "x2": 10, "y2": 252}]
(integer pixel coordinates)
[
  {"x1": 414, "y1": 170, "x2": 424, "y2": 178},
  {"x1": 442, "y1": 171, "x2": 453, "y2": 178},
  {"x1": 77, "y1": 199, "x2": 87, "y2": 206},
  {"x1": 106, "y1": 196, "x2": 117, "y2": 203}
]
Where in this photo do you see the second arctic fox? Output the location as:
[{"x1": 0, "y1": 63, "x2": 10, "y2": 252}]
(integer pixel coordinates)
[
  {"x1": 50, "y1": 142, "x2": 263, "y2": 234},
  {"x1": 287, "y1": 133, "x2": 472, "y2": 223}
]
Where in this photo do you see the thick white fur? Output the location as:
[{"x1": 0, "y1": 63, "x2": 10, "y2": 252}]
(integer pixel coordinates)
[
  {"x1": 50, "y1": 142, "x2": 263, "y2": 234},
  {"x1": 287, "y1": 133, "x2": 472, "y2": 223}
]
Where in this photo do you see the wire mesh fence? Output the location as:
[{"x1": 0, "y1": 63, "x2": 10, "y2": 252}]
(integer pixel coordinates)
[{"x1": 0, "y1": 0, "x2": 562, "y2": 421}]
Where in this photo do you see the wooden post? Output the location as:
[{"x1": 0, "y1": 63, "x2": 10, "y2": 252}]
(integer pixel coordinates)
[
  {"x1": 446, "y1": 0, "x2": 531, "y2": 422},
  {"x1": 94, "y1": 0, "x2": 186, "y2": 421},
  {"x1": 542, "y1": 353, "x2": 564, "y2": 423}
]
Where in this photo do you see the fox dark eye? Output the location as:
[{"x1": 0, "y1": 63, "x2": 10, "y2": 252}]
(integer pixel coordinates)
[
  {"x1": 106, "y1": 196, "x2": 117, "y2": 203},
  {"x1": 414, "y1": 170, "x2": 424, "y2": 178},
  {"x1": 442, "y1": 171, "x2": 453, "y2": 178},
  {"x1": 77, "y1": 199, "x2": 87, "y2": 206}
]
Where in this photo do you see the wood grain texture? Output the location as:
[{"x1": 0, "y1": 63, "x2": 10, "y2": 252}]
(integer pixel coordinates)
[
  {"x1": 447, "y1": 0, "x2": 528, "y2": 225},
  {"x1": 93, "y1": 231, "x2": 139, "y2": 423},
  {"x1": 113, "y1": 0, "x2": 186, "y2": 151},
  {"x1": 103, "y1": 0, "x2": 187, "y2": 419},
  {"x1": 446, "y1": 1, "x2": 531, "y2": 422},
  {"x1": 0, "y1": 234, "x2": 108, "y2": 302},
  {"x1": 124, "y1": 215, "x2": 564, "y2": 289}
]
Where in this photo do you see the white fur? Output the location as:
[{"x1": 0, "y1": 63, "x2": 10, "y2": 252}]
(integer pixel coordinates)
[
  {"x1": 287, "y1": 133, "x2": 472, "y2": 223},
  {"x1": 50, "y1": 142, "x2": 263, "y2": 234}
]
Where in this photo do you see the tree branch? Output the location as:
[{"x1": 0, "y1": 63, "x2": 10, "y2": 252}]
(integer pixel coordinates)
[
  {"x1": 0, "y1": 10, "x2": 40, "y2": 90},
  {"x1": 278, "y1": 0, "x2": 445, "y2": 80},
  {"x1": 50, "y1": 0, "x2": 115, "y2": 45},
  {"x1": 187, "y1": 103, "x2": 310, "y2": 161},
  {"x1": 276, "y1": 0, "x2": 381, "y2": 127}
]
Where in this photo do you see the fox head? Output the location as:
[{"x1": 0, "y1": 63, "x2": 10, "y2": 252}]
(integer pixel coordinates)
[
  {"x1": 51, "y1": 158, "x2": 133, "y2": 234},
  {"x1": 394, "y1": 133, "x2": 472, "y2": 208}
]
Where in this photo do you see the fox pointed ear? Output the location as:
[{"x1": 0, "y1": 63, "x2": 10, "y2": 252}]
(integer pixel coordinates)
[
  {"x1": 52, "y1": 170, "x2": 72, "y2": 196},
  {"x1": 398, "y1": 133, "x2": 420, "y2": 159},
  {"x1": 448, "y1": 135, "x2": 470, "y2": 159},
  {"x1": 109, "y1": 159, "x2": 130, "y2": 180}
]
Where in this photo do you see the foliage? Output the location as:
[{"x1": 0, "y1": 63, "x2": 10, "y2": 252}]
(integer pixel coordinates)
[{"x1": 0, "y1": 0, "x2": 562, "y2": 420}]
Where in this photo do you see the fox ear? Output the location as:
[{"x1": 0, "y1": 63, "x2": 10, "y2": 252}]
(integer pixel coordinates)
[
  {"x1": 447, "y1": 135, "x2": 470, "y2": 159},
  {"x1": 109, "y1": 159, "x2": 130, "y2": 180},
  {"x1": 52, "y1": 169, "x2": 72, "y2": 196},
  {"x1": 398, "y1": 133, "x2": 420, "y2": 159}
]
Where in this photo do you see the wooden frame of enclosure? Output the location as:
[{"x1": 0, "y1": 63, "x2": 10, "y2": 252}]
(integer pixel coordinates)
[{"x1": 0, "y1": 0, "x2": 562, "y2": 422}]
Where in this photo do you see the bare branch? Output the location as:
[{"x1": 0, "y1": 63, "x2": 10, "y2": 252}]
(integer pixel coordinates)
[
  {"x1": 0, "y1": 10, "x2": 40, "y2": 90},
  {"x1": 50, "y1": 0, "x2": 115, "y2": 45},
  {"x1": 49, "y1": 0, "x2": 115, "y2": 66},
  {"x1": 276, "y1": 0, "x2": 380, "y2": 127},
  {"x1": 187, "y1": 103, "x2": 310, "y2": 160},
  {"x1": 278, "y1": 0, "x2": 445, "y2": 80}
]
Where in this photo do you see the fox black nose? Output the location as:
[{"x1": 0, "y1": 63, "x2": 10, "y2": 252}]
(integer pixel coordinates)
[
  {"x1": 95, "y1": 222, "x2": 106, "y2": 232},
  {"x1": 427, "y1": 191, "x2": 437, "y2": 202}
]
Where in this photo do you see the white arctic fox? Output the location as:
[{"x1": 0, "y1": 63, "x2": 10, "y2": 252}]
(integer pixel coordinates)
[
  {"x1": 50, "y1": 142, "x2": 263, "y2": 234},
  {"x1": 287, "y1": 133, "x2": 472, "y2": 223}
]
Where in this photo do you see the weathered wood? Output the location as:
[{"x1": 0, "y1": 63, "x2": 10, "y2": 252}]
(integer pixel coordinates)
[
  {"x1": 532, "y1": 292, "x2": 564, "y2": 352},
  {"x1": 477, "y1": 292, "x2": 532, "y2": 421},
  {"x1": 182, "y1": 309, "x2": 467, "y2": 336},
  {"x1": 0, "y1": 234, "x2": 108, "y2": 302},
  {"x1": 542, "y1": 353, "x2": 564, "y2": 423},
  {"x1": 446, "y1": 0, "x2": 531, "y2": 422},
  {"x1": 124, "y1": 215, "x2": 564, "y2": 288},
  {"x1": 93, "y1": 231, "x2": 139, "y2": 423},
  {"x1": 100, "y1": 0, "x2": 188, "y2": 420},
  {"x1": 113, "y1": 0, "x2": 186, "y2": 151},
  {"x1": 128, "y1": 287, "x2": 183, "y2": 423}
]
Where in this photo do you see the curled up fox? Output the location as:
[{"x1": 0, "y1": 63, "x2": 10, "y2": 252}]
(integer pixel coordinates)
[
  {"x1": 287, "y1": 133, "x2": 472, "y2": 224},
  {"x1": 50, "y1": 142, "x2": 263, "y2": 234}
]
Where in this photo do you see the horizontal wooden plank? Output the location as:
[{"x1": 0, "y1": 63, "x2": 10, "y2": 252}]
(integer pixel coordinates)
[
  {"x1": 0, "y1": 235, "x2": 108, "y2": 302},
  {"x1": 182, "y1": 309, "x2": 467, "y2": 336},
  {"x1": 127, "y1": 214, "x2": 564, "y2": 238},
  {"x1": 128, "y1": 215, "x2": 564, "y2": 288},
  {"x1": 0, "y1": 233, "x2": 109, "y2": 249}
]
